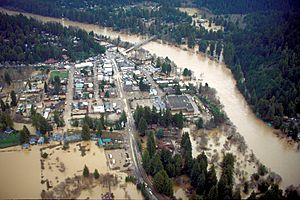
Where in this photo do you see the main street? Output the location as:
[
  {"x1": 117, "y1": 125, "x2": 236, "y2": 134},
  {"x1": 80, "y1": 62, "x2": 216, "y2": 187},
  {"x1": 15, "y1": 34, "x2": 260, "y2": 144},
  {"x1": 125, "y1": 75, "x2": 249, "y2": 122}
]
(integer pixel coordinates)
[{"x1": 107, "y1": 51, "x2": 162, "y2": 200}]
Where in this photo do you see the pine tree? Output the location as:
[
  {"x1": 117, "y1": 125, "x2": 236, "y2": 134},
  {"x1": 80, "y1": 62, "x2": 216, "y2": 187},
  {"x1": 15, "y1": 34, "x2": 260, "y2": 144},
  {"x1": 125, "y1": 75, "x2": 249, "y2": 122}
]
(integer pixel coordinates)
[
  {"x1": 83, "y1": 165, "x2": 89, "y2": 177},
  {"x1": 10, "y1": 90, "x2": 17, "y2": 107},
  {"x1": 20, "y1": 125, "x2": 30, "y2": 144},
  {"x1": 142, "y1": 150, "x2": 151, "y2": 174},
  {"x1": 153, "y1": 169, "x2": 173, "y2": 197},
  {"x1": 146, "y1": 132, "x2": 156, "y2": 158},
  {"x1": 94, "y1": 169, "x2": 100, "y2": 179},
  {"x1": 138, "y1": 117, "x2": 147, "y2": 136},
  {"x1": 81, "y1": 122, "x2": 90, "y2": 141}
]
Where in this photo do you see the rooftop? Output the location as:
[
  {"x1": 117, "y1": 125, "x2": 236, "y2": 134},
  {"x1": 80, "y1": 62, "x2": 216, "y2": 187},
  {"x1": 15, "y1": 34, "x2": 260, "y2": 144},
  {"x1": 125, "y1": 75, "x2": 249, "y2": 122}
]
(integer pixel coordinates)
[{"x1": 166, "y1": 95, "x2": 194, "y2": 112}]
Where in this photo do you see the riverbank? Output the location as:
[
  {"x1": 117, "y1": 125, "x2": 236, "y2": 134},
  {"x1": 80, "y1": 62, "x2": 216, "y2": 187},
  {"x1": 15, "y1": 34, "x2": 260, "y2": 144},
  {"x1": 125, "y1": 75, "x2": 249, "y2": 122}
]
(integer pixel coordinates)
[{"x1": 0, "y1": 6, "x2": 299, "y2": 189}]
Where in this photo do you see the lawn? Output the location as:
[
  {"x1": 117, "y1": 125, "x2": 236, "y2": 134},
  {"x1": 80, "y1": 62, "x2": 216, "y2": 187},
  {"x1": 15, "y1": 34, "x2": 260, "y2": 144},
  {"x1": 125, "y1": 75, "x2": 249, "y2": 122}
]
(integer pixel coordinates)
[
  {"x1": 0, "y1": 132, "x2": 20, "y2": 148},
  {"x1": 50, "y1": 70, "x2": 69, "y2": 79}
]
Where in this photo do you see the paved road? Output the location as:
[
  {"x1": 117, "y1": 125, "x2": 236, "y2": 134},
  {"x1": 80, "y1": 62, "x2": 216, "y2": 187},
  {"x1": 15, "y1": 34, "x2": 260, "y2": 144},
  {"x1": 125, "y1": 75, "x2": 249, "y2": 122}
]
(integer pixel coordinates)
[
  {"x1": 108, "y1": 52, "x2": 163, "y2": 200},
  {"x1": 63, "y1": 64, "x2": 75, "y2": 132}
]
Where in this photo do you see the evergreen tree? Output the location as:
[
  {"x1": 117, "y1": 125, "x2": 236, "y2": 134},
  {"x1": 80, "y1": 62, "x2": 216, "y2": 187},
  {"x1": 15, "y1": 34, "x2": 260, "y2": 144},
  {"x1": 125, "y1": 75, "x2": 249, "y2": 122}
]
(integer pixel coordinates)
[
  {"x1": 44, "y1": 82, "x2": 48, "y2": 93},
  {"x1": 10, "y1": 90, "x2": 17, "y2": 107},
  {"x1": 20, "y1": 125, "x2": 30, "y2": 144},
  {"x1": 81, "y1": 122, "x2": 90, "y2": 141},
  {"x1": 142, "y1": 149, "x2": 151, "y2": 174},
  {"x1": 4, "y1": 71, "x2": 11, "y2": 85},
  {"x1": 146, "y1": 132, "x2": 156, "y2": 158},
  {"x1": 150, "y1": 154, "x2": 163, "y2": 175},
  {"x1": 208, "y1": 185, "x2": 218, "y2": 200},
  {"x1": 83, "y1": 165, "x2": 89, "y2": 177},
  {"x1": 206, "y1": 165, "x2": 218, "y2": 194},
  {"x1": 138, "y1": 117, "x2": 147, "y2": 136},
  {"x1": 94, "y1": 169, "x2": 100, "y2": 179},
  {"x1": 153, "y1": 169, "x2": 173, "y2": 197},
  {"x1": 196, "y1": 117, "x2": 204, "y2": 129}
]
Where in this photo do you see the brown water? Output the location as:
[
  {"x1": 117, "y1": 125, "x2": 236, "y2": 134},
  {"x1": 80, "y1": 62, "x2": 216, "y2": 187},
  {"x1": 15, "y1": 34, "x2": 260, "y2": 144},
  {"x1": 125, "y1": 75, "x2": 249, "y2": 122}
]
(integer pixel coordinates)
[
  {"x1": 0, "y1": 146, "x2": 42, "y2": 199},
  {"x1": 0, "y1": 142, "x2": 143, "y2": 199},
  {"x1": 1, "y1": 7, "x2": 300, "y2": 188}
]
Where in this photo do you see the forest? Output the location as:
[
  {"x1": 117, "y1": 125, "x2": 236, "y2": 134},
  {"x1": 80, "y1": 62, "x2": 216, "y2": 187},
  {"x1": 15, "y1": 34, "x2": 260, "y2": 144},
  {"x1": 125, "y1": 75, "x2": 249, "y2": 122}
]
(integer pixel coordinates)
[
  {"x1": 192, "y1": 0, "x2": 293, "y2": 14},
  {"x1": 0, "y1": 0, "x2": 299, "y2": 136},
  {"x1": 0, "y1": 13, "x2": 105, "y2": 64},
  {"x1": 223, "y1": 12, "x2": 300, "y2": 138}
]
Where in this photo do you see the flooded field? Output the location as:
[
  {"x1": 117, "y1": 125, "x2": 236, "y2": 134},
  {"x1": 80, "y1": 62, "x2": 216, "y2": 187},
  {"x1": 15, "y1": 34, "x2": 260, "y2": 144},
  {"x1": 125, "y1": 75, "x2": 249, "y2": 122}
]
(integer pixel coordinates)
[
  {"x1": 1, "y1": 6, "x2": 300, "y2": 190},
  {"x1": 179, "y1": 7, "x2": 223, "y2": 32},
  {"x1": 13, "y1": 122, "x2": 36, "y2": 135},
  {"x1": 0, "y1": 142, "x2": 142, "y2": 199}
]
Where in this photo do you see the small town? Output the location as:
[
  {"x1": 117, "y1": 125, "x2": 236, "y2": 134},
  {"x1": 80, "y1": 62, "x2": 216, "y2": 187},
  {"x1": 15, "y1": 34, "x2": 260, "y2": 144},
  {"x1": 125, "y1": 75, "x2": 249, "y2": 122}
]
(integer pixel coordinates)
[
  {"x1": 0, "y1": 35, "x2": 284, "y2": 199},
  {"x1": 0, "y1": 1, "x2": 300, "y2": 199}
]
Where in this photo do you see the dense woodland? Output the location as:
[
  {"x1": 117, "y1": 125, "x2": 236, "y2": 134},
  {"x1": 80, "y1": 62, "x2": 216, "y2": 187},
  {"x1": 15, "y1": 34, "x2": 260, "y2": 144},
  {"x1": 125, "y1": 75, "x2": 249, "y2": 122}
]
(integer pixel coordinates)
[
  {"x1": 1, "y1": 0, "x2": 300, "y2": 134},
  {"x1": 192, "y1": 0, "x2": 294, "y2": 14},
  {"x1": 0, "y1": 13, "x2": 105, "y2": 63},
  {"x1": 223, "y1": 12, "x2": 300, "y2": 138}
]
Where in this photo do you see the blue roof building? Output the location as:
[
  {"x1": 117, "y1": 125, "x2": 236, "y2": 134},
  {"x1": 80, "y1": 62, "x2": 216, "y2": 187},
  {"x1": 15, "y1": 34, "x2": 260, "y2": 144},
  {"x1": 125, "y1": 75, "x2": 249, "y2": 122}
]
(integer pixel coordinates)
[
  {"x1": 98, "y1": 138, "x2": 112, "y2": 146},
  {"x1": 4, "y1": 127, "x2": 14, "y2": 134}
]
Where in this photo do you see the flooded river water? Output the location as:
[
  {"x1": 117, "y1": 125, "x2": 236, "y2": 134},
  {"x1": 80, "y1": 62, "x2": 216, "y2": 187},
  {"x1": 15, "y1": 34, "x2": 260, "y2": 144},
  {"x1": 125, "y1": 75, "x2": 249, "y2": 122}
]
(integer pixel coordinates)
[{"x1": 0, "y1": 7, "x2": 300, "y2": 189}]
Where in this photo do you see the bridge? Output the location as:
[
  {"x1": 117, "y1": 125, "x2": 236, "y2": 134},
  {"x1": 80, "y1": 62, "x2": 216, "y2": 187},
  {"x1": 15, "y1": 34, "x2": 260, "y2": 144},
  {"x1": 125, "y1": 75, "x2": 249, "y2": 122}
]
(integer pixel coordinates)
[{"x1": 123, "y1": 35, "x2": 157, "y2": 54}]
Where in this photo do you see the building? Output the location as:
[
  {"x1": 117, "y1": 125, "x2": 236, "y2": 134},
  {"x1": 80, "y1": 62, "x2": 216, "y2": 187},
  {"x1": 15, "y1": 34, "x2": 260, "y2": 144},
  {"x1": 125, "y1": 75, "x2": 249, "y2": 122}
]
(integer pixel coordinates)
[
  {"x1": 98, "y1": 138, "x2": 112, "y2": 146},
  {"x1": 165, "y1": 95, "x2": 194, "y2": 113},
  {"x1": 75, "y1": 62, "x2": 93, "y2": 68}
]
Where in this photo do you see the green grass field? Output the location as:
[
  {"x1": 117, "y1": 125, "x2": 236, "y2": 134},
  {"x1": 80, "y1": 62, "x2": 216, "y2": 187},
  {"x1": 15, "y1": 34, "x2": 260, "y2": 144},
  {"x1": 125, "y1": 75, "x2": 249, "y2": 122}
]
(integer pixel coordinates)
[
  {"x1": 50, "y1": 70, "x2": 69, "y2": 79},
  {"x1": 0, "y1": 133, "x2": 20, "y2": 148}
]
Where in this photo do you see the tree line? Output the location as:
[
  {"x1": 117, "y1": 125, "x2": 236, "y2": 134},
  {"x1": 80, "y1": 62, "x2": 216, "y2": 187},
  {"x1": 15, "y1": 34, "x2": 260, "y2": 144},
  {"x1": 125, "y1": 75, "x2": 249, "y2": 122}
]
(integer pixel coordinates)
[
  {"x1": 133, "y1": 105, "x2": 184, "y2": 136},
  {"x1": 222, "y1": 11, "x2": 300, "y2": 138},
  {"x1": 0, "y1": 12, "x2": 105, "y2": 64}
]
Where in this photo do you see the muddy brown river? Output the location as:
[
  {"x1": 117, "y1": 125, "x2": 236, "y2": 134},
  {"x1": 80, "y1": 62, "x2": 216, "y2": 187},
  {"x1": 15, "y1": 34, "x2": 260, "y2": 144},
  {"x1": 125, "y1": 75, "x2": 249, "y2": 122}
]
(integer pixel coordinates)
[{"x1": 0, "y1": 7, "x2": 300, "y2": 189}]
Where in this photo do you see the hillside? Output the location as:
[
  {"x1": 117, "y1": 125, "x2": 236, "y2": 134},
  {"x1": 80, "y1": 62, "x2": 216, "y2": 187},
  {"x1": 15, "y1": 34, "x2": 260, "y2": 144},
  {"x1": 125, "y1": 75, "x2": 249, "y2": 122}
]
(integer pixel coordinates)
[{"x1": 0, "y1": 13, "x2": 105, "y2": 64}]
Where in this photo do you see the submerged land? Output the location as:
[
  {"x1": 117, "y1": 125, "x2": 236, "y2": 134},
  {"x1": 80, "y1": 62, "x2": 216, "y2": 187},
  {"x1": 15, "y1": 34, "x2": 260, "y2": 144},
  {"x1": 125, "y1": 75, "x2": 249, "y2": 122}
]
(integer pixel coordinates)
[{"x1": 0, "y1": 0, "x2": 300, "y2": 199}]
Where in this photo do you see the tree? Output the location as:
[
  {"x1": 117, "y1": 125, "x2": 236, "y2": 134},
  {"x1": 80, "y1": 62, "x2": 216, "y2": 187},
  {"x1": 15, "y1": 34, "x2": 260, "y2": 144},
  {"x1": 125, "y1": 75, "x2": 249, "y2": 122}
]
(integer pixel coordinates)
[
  {"x1": 156, "y1": 128, "x2": 164, "y2": 139},
  {"x1": 243, "y1": 181, "x2": 249, "y2": 194},
  {"x1": 199, "y1": 40, "x2": 208, "y2": 53},
  {"x1": 260, "y1": 184, "x2": 283, "y2": 200},
  {"x1": 44, "y1": 82, "x2": 48, "y2": 93},
  {"x1": 218, "y1": 153, "x2": 235, "y2": 199},
  {"x1": 10, "y1": 90, "x2": 17, "y2": 107},
  {"x1": 94, "y1": 169, "x2": 100, "y2": 179},
  {"x1": 105, "y1": 90, "x2": 110, "y2": 98},
  {"x1": 247, "y1": 191, "x2": 256, "y2": 200},
  {"x1": 173, "y1": 111, "x2": 184, "y2": 129},
  {"x1": 81, "y1": 122, "x2": 90, "y2": 141},
  {"x1": 142, "y1": 149, "x2": 151, "y2": 174},
  {"x1": 83, "y1": 165, "x2": 89, "y2": 177},
  {"x1": 20, "y1": 125, "x2": 30, "y2": 144},
  {"x1": 153, "y1": 169, "x2": 173, "y2": 197},
  {"x1": 183, "y1": 68, "x2": 192, "y2": 77},
  {"x1": 173, "y1": 154, "x2": 183, "y2": 176},
  {"x1": 31, "y1": 113, "x2": 52, "y2": 135},
  {"x1": 147, "y1": 132, "x2": 156, "y2": 158},
  {"x1": 0, "y1": 99, "x2": 6, "y2": 111},
  {"x1": 120, "y1": 110, "x2": 127, "y2": 124},
  {"x1": 150, "y1": 154, "x2": 163, "y2": 175},
  {"x1": 138, "y1": 117, "x2": 147, "y2": 136},
  {"x1": 53, "y1": 75, "x2": 61, "y2": 95},
  {"x1": 53, "y1": 111, "x2": 64, "y2": 127},
  {"x1": 175, "y1": 84, "x2": 182, "y2": 95},
  {"x1": 208, "y1": 185, "x2": 218, "y2": 200},
  {"x1": 196, "y1": 117, "x2": 204, "y2": 129},
  {"x1": 4, "y1": 71, "x2": 11, "y2": 85},
  {"x1": 206, "y1": 165, "x2": 217, "y2": 194}
]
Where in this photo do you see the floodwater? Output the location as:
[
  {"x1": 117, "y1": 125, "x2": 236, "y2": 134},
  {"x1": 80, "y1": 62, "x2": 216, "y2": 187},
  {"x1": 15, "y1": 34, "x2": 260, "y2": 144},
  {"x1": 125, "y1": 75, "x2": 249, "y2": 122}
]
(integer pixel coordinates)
[
  {"x1": 1, "y1": 7, "x2": 300, "y2": 188},
  {"x1": 13, "y1": 122, "x2": 36, "y2": 135},
  {"x1": 0, "y1": 146, "x2": 42, "y2": 199},
  {"x1": 0, "y1": 142, "x2": 142, "y2": 199}
]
